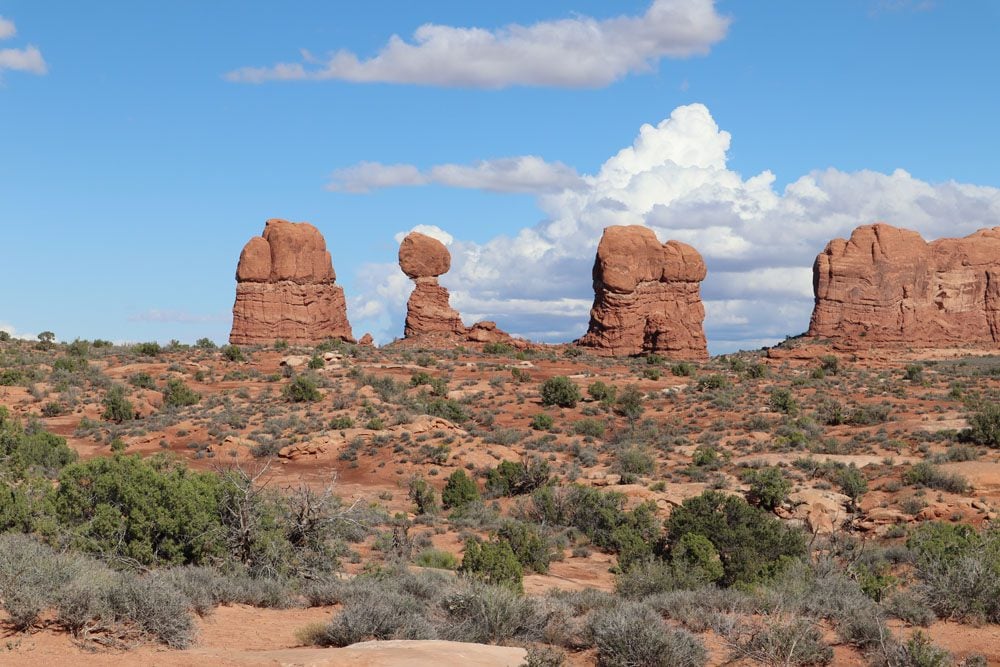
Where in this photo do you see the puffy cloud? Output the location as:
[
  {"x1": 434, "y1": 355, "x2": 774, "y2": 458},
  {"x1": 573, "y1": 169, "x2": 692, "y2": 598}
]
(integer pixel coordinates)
[
  {"x1": 0, "y1": 16, "x2": 46, "y2": 77},
  {"x1": 0, "y1": 16, "x2": 16, "y2": 40},
  {"x1": 227, "y1": 0, "x2": 730, "y2": 88},
  {"x1": 0, "y1": 322, "x2": 35, "y2": 341},
  {"x1": 328, "y1": 157, "x2": 582, "y2": 194},
  {"x1": 348, "y1": 104, "x2": 1000, "y2": 352},
  {"x1": 393, "y1": 224, "x2": 453, "y2": 246}
]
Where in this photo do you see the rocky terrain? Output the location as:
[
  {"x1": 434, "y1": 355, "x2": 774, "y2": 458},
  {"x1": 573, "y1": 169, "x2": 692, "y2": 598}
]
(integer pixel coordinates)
[
  {"x1": 809, "y1": 223, "x2": 1000, "y2": 347},
  {"x1": 577, "y1": 225, "x2": 709, "y2": 359},
  {"x1": 0, "y1": 332, "x2": 998, "y2": 665},
  {"x1": 230, "y1": 219, "x2": 355, "y2": 345}
]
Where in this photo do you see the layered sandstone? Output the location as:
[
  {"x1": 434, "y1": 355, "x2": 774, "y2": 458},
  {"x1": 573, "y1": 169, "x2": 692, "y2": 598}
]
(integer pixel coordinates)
[
  {"x1": 808, "y1": 223, "x2": 1000, "y2": 346},
  {"x1": 230, "y1": 219, "x2": 354, "y2": 345},
  {"x1": 577, "y1": 225, "x2": 708, "y2": 358}
]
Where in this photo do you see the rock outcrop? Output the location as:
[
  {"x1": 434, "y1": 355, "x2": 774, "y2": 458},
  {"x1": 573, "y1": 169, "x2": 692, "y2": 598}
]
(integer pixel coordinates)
[
  {"x1": 577, "y1": 225, "x2": 708, "y2": 358},
  {"x1": 399, "y1": 232, "x2": 466, "y2": 338},
  {"x1": 808, "y1": 223, "x2": 1000, "y2": 347},
  {"x1": 397, "y1": 232, "x2": 525, "y2": 347},
  {"x1": 230, "y1": 219, "x2": 354, "y2": 345}
]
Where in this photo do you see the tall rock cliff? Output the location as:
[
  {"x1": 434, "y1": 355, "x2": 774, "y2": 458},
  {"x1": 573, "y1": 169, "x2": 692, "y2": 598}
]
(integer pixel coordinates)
[
  {"x1": 230, "y1": 219, "x2": 354, "y2": 345},
  {"x1": 808, "y1": 222, "x2": 1000, "y2": 346}
]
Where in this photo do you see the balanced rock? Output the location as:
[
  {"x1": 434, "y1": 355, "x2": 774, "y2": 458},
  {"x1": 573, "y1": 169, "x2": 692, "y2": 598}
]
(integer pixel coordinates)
[
  {"x1": 808, "y1": 223, "x2": 1000, "y2": 346},
  {"x1": 577, "y1": 225, "x2": 708, "y2": 358},
  {"x1": 399, "y1": 232, "x2": 466, "y2": 338},
  {"x1": 230, "y1": 219, "x2": 354, "y2": 345}
]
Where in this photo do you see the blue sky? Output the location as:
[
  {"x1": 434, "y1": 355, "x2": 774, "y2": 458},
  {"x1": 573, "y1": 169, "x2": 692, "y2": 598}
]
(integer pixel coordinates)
[{"x1": 1, "y1": 1, "x2": 998, "y2": 352}]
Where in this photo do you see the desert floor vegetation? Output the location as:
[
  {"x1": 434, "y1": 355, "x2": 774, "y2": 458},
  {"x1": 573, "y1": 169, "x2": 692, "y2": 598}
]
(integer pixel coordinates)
[{"x1": 0, "y1": 334, "x2": 997, "y2": 664}]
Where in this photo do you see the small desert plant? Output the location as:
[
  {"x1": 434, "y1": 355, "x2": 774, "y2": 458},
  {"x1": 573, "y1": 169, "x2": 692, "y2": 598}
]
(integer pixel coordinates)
[{"x1": 539, "y1": 376, "x2": 581, "y2": 408}]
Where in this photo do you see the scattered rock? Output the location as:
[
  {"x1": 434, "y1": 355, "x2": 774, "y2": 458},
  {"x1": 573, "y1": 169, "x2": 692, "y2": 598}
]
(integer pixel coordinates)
[
  {"x1": 230, "y1": 219, "x2": 354, "y2": 345},
  {"x1": 577, "y1": 225, "x2": 708, "y2": 358},
  {"x1": 809, "y1": 222, "x2": 1000, "y2": 347}
]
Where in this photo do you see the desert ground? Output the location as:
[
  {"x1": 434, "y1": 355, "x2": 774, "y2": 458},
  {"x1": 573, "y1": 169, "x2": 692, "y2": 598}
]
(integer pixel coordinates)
[{"x1": 0, "y1": 334, "x2": 997, "y2": 666}]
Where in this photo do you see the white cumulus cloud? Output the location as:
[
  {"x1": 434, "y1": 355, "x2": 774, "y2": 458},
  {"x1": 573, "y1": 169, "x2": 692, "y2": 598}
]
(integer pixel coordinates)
[
  {"x1": 0, "y1": 16, "x2": 47, "y2": 77},
  {"x1": 348, "y1": 104, "x2": 1000, "y2": 352},
  {"x1": 227, "y1": 0, "x2": 730, "y2": 88},
  {"x1": 328, "y1": 157, "x2": 583, "y2": 194}
]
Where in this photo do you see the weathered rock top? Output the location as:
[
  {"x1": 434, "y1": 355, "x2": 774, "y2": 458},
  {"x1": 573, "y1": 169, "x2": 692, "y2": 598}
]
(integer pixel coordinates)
[{"x1": 399, "y1": 231, "x2": 451, "y2": 279}]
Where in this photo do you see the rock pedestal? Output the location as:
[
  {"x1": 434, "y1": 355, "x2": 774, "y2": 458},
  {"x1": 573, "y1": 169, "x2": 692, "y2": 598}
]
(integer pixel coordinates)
[
  {"x1": 230, "y1": 219, "x2": 354, "y2": 345},
  {"x1": 808, "y1": 223, "x2": 1000, "y2": 346},
  {"x1": 577, "y1": 225, "x2": 708, "y2": 358},
  {"x1": 399, "y1": 232, "x2": 466, "y2": 338}
]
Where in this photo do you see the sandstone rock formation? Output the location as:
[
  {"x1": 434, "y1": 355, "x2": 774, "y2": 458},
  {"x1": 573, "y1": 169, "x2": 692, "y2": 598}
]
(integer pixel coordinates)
[
  {"x1": 230, "y1": 219, "x2": 354, "y2": 345},
  {"x1": 808, "y1": 223, "x2": 1000, "y2": 347},
  {"x1": 399, "y1": 232, "x2": 466, "y2": 338},
  {"x1": 577, "y1": 225, "x2": 708, "y2": 358}
]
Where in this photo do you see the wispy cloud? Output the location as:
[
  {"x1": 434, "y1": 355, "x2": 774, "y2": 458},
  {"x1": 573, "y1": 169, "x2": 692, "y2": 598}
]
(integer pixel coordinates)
[
  {"x1": 0, "y1": 16, "x2": 47, "y2": 77},
  {"x1": 227, "y1": 0, "x2": 730, "y2": 89},
  {"x1": 328, "y1": 156, "x2": 583, "y2": 194},
  {"x1": 128, "y1": 309, "x2": 228, "y2": 324}
]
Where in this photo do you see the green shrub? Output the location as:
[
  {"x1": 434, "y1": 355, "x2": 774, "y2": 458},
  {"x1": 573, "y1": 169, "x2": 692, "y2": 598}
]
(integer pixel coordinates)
[
  {"x1": 614, "y1": 447, "x2": 655, "y2": 477},
  {"x1": 133, "y1": 341, "x2": 161, "y2": 357},
  {"x1": 539, "y1": 376, "x2": 581, "y2": 408},
  {"x1": 459, "y1": 538, "x2": 523, "y2": 592},
  {"x1": 222, "y1": 345, "x2": 245, "y2": 362},
  {"x1": 483, "y1": 342, "x2": 515, "y2": 355},
  {"x1": 615, "y1": 385, "x2": 644, "y2": 421},
  {"x1": 194, "y1": 338, "x2": 217, "y2": 350},
  {"x1": 904, "y1": 462, "x2": 969, "y2": 494},
  {"x1": 833, "y1": 463, "x2": 868, "y2": 509},
  {"x1": 414, "y1": 549, "x2": 458, "y2": 570},
  {"x1": 51, "y1": 454, "x2": 225, "y2": 566},
  {"x1": 588, "y1": 381, "x2": 617, "y2": 403},
  {"x1": 847, "y1": 403, "x2": 891, "y2": 425},
  {"x1": 162, "y1": 378, "x2": 201, "y2": 408},
  {"x1": 485, "y1": 458, "x2": 550, "y2": 497},
  {"x1": 743, "y1": 466, "x2": 791, "y2": 511},
  {"x1": 442, "y1": 469, "x2": 479, "y2": 510},
  {"x1": 128, "y1": 372, "x2": 156, "y2": 389},
  {"x1": 769, "y1": 388, "x2": 799, "y2": 415},
  {"x1": 530, "y1": 413, "x2": 554, "y2": 431},
  {"x1": 573, "y1": 418, "x2": 606, "y2": 437},
  {"x1": 662, "y1": 490, "x2": 806, "y2": 587},
  {"x1": 671, "y1": 362, "x2": 695, "y2": 377},
  {"x1": 965, "y1": 403, "x2": 1000, "y2": 448},
  {"x1": 284, "y1": 375, "x2": 322, "y2": 402},
  {"x1": 439, "y1": 580, "x2": 542, "y2": 644},
  {"x1": 496, "y1": 520, "x2": 552, "y2": 574},
  {"x1": 101, "y1": 384, "x2": 135, "y2": 423}
]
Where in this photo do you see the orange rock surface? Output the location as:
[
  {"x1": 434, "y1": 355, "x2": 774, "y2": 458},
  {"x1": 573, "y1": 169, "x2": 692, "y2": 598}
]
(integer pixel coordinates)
[
  {"x1": 230, "y1": 219, "x2": 354, "y2": 345},
  {"x1": 577, "y1": 225, "x2": 708, "y2": 358},
  {"x1": 809, "y1": 223, "x2": 1000, "y2": 346}
]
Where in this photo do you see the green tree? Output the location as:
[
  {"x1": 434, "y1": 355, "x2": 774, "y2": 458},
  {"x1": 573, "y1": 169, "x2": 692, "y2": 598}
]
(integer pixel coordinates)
[
  {"x1": 662, "y1": 490, "x2": 806, "y2": 587},
  {"x1": 408, "y1": 477, "x2": 438, "y2": 515},
  {"x1": 50, "y1": 454, "x2": 225, "y2": 566},
  {"x1": 101, "y1": 384, "x2": 135, "y2": 423},
  {"x1": 442, "y1": 469, "x2": 479, "y2": 510},
  {"x1": 743, "y1": 466, "x2": 792, "y2": 511}
]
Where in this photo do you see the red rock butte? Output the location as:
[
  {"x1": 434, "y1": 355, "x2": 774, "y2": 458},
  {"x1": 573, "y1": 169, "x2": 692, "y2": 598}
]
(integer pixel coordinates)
[
  {"x1": 230, "y1": 219, "x2": 354, "y2": 345},
  {"x1": 577, "y1": 225, "x2": 708, "y2": 359},
  {"x1": 809, "y1": 222, "x2": 1000, "y2": 347}
]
